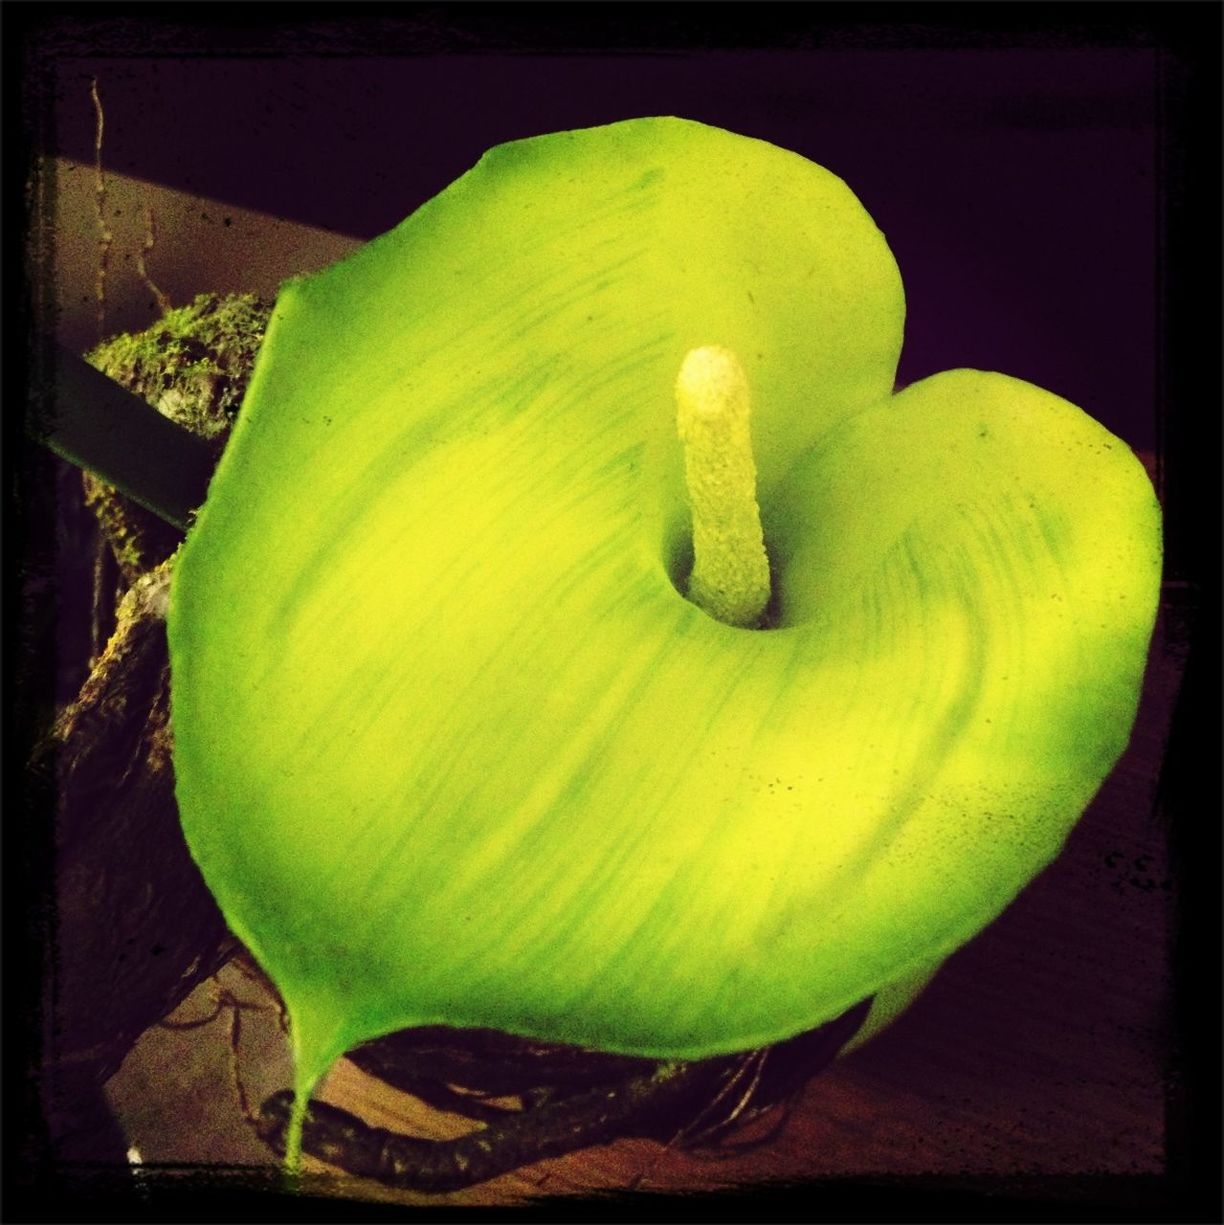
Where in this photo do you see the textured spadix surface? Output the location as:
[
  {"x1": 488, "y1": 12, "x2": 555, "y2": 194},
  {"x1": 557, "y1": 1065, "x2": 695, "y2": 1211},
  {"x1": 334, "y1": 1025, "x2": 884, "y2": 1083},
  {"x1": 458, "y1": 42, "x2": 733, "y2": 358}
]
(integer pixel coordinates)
[{"x1": 169, "y1": 118, "x2": 1160, "y2": 1081}]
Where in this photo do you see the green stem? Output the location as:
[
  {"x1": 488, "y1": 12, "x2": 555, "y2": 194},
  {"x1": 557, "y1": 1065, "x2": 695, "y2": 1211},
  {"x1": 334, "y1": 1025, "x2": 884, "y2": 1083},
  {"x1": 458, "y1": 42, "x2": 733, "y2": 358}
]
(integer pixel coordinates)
[{"x1": 30, "y1": 345, "x2": 215, "y2": 532}]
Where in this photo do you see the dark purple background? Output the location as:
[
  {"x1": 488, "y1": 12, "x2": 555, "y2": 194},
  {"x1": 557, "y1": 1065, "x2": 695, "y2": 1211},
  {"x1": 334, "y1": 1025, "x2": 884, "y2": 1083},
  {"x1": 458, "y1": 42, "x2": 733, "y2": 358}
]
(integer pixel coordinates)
[
  {"x1": 47, "y1": 49, "x2": 1158, "y2": 450},
  {"x1": 12, "y1": 9, "x2": 1221, "y2": 1222}
]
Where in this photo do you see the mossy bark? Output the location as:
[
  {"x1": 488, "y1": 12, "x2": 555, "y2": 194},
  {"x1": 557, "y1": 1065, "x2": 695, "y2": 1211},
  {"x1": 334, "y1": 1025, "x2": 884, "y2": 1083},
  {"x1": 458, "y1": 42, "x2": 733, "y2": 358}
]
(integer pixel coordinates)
[
  {"x1": 82, "y1": 293, "x2": 272, "y2": 579},
  {"x1": 37, "y1": 294, "x2": 269, "y2": 1163},
  {"x1": 35, "y1": 564, "x2": 236, "y2": 1159}
]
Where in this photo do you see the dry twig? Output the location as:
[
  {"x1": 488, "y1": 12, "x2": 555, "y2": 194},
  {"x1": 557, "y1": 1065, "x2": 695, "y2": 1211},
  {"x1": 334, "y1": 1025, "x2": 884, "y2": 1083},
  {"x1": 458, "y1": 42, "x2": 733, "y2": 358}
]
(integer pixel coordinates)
[
  {"x1": 89, "y1": 78, "x2": 112, "y2": 344},
  {"x1": 135, "y1": 204, "x2": 173, "y2": 317}
]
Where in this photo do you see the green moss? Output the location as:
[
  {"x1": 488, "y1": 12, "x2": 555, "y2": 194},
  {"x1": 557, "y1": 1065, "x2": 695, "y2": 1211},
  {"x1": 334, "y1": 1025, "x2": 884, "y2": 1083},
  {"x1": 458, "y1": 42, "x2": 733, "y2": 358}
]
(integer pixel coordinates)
[
  {"x1": 87, "y1": 293, "x2": 273, "y2": 442},
  {"x1": 83, "y1": 293, "x2": 273, "y2": 578}
]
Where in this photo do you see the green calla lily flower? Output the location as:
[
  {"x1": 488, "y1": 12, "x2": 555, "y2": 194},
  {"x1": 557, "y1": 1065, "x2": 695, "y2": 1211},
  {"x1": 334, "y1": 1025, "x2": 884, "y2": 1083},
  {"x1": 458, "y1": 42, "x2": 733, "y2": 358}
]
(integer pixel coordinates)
[{"x1": 167, "y1": 118, "x2": 1161, "y2": 1131}]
